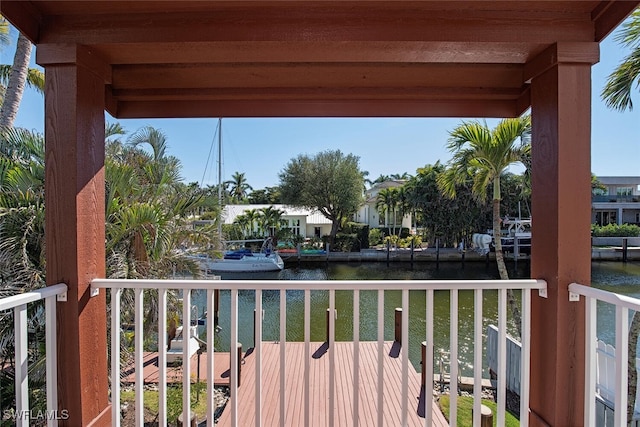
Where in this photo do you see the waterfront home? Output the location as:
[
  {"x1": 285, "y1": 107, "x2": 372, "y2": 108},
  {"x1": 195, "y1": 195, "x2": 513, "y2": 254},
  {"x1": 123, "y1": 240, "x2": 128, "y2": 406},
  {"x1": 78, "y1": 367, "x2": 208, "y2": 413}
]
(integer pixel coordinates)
[
  {"x1": 592, "y1": 176, "x2": 640, "y2": 225},
  {"x1": 355, "y1": 181, "x2": 413, "y2": 233},
  {"x1": 1, "y1": 2, "x2": 638, "y2": 426},
  {"x1": 221, "y1": 204, "x2": 333, "y2": 239}
]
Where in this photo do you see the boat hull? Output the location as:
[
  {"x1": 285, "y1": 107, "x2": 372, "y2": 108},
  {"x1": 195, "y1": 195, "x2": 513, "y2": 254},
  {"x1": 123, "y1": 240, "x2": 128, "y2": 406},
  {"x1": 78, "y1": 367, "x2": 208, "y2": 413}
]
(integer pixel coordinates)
[{"x1": 201, "y1": 253, "x2": 284, "y2": 272}]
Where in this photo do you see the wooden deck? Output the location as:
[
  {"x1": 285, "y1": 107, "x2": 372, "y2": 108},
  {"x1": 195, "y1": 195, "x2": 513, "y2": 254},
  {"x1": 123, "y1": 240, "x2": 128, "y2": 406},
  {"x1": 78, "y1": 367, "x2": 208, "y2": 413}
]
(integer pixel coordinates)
[
  {"x1": 217, "y1": 341, "x2": 449, "y2": 427},
  {"x1": 121, "y1": 351, "x2": 232, "y2": 386}
]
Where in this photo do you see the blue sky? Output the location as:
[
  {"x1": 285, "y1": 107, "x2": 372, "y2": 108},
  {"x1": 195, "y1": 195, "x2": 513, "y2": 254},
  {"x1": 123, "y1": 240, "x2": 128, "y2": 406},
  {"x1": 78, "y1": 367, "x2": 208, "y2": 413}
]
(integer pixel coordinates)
[{"x1": 2, "y1": 26, "x2": 639, "y2": 190}]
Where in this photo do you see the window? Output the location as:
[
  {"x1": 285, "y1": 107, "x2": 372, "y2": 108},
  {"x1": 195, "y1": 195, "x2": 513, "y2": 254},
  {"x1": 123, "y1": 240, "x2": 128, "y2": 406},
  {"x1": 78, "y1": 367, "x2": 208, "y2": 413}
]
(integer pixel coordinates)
[{"x1": 617, "y1": 187, "x2": 633, "y2": 196}]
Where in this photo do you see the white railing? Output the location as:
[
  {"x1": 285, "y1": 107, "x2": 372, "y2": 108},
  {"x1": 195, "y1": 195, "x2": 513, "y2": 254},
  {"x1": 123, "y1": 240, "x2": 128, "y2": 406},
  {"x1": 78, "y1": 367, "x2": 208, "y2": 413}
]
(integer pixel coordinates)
[
  {"x1": 0, "y1": 283, "x2": 68, "y2": 427},
  {"x1": 569, "y1": 282, "x2": 640, "y2": 427},
  {"x1": 93, "y1": 278, "x2": 547, "y2": 427}
]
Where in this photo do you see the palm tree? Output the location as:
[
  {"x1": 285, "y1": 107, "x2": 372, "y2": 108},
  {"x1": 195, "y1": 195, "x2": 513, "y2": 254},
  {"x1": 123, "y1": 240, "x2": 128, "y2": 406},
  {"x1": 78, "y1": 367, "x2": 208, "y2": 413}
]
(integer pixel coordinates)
[
  {"x1": 376, "y1": 187, "x2": 397, "y2": 236},
  {"x1": 438, "y1": 116, "x2": 531, "y2": 329},
  {"x1": 0, "y1": 22, "x2": 44, "y2": 128},
  {"x1": 259, "y1": 206, "x2": 285, "y2": 237},
  {"x1": 602, "y1": 9, "x2": 640, "y2": 111},
  {"x1": 225, "y1": 171, "x2": 253, "y2": 203}
]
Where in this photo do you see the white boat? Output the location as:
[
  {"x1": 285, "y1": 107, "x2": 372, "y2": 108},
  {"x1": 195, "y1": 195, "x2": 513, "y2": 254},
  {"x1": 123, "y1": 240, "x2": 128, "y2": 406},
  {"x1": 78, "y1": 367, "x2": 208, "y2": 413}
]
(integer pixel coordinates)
[{"x1": 191, "y1": 238, "x2": 284, "y2": 273}]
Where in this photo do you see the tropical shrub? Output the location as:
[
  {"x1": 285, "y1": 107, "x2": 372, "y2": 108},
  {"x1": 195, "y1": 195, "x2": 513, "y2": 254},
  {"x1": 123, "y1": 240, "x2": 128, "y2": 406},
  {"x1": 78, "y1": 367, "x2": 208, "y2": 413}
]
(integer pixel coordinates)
[
  {"x1": 591, "y1": 223, "x2": 640, "y2": 237},
  {"x1": 369, "y1": 228, "x2": 383, "y2": 246}
]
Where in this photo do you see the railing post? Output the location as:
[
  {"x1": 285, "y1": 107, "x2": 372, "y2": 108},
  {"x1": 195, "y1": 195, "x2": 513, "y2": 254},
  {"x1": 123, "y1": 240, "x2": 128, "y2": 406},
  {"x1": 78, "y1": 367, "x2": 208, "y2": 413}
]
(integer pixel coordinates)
[
  {"x1": 326, "y1": 308, "x2": 337, "y2": 343},
  {"x1": 394, "y1": 307, "x2": 402, "y2": 344}
]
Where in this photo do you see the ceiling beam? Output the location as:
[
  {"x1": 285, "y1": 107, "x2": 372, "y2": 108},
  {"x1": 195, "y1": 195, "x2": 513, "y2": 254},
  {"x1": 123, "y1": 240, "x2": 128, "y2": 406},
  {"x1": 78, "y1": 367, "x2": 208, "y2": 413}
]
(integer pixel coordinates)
[{"x1": 112, "y1": 98, "x2": 519, "y2": 119}]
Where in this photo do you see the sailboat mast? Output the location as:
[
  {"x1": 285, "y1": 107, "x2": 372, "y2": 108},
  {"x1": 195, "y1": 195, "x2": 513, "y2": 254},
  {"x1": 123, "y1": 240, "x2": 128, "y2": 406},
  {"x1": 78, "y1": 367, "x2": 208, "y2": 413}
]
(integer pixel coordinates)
[{"x1": 217, "y1": 118, "x2": 223, "y2": 239}]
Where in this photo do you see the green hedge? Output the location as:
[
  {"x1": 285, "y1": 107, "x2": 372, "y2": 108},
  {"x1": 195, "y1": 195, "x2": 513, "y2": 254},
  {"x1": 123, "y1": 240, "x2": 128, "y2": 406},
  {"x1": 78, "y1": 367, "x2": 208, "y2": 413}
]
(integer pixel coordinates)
[{"x1": 591, "y1": 223, "x2": 640, "y2": 237}]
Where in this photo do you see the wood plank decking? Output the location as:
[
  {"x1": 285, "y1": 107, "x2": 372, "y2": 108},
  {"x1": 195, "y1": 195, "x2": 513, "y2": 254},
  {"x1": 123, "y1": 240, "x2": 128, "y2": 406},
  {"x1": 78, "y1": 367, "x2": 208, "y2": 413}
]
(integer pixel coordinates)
[{"x1": 217, "y1": 341, "x2": 449, "y2": 427}]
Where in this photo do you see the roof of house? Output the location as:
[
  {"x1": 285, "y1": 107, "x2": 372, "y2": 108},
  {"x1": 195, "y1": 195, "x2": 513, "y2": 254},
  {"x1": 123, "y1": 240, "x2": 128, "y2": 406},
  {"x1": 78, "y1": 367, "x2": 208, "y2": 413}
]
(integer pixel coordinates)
[{"x1": 597, "y1": 177, "x2": 640, "y2": 185}]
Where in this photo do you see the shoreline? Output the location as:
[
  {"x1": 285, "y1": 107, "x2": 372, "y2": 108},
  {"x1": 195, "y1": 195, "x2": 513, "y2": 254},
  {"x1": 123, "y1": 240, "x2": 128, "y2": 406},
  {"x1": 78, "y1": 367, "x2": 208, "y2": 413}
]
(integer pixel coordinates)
[{"x1": 279, "y1": 246, "x2": 640, "y2": 264}]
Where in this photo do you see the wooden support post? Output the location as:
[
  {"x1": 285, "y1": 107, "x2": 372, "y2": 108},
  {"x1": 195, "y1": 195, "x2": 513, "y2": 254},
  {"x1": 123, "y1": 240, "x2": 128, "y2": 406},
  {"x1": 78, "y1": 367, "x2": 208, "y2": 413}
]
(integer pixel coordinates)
[
  {"x1": 214, "y1": 289, "x2": 220, "y2": 326},
  {"x1": 529, "y1": 50, "x2": 595, "y2": 426},
  {"x1": 421, "y1": 341, "x2": 427, "y2": 386},
  {"x1": 623, "y1": 238, "x2": 628, "y2": 263},
  {"x1": 326, "y1": 308, "x2": 337, "y2": 343},
  {"x1": 39, "y1": 44, "x2": 111, "y2": 427},
  {"x1": 237, "y1": 343, "x2": 243, "y2": 387},
  {"x1": 472, "y1": 405, "x2": 493, "y2": 427},
  {"x1": 394, "y1": 308, "x2": 402, "y2": 344}
]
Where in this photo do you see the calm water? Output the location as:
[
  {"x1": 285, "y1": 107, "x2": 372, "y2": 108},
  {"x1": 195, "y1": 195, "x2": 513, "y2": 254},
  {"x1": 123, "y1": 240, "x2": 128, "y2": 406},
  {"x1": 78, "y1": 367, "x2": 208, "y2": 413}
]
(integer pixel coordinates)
[{"x1": 191, "y1": 260, "x2": 639, "y2": 376}]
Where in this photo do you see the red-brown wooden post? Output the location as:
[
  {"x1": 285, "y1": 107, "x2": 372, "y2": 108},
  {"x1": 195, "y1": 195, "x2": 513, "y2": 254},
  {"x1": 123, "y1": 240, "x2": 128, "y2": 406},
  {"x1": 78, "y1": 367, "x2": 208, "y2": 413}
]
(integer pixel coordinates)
[
  {"x1": 39, "y1": 44, "x2": 111, "y2": 426},
  {"x1": 527, "y1": 43, "x2": 597, "y2": 427}
]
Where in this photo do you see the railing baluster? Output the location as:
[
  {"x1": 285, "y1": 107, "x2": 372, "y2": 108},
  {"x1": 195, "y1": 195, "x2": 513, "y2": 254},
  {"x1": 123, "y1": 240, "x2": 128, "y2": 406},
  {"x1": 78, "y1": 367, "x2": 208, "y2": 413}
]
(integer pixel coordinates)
[
  {"x1": 401, "y1": 288, "x2": 409, "y2": 427},
  {"x1": 111, "y1": 288, "x2": 122, "y2": 427},
  {"x1": 353, "y1": 289, "x2": 360, "y2": 427},
  {"x1": 182, "y1": 288, "x2": 192, "y2": 426},
  {"x1": 520, "y1": 289, "x2": 531, "y2": 427},
  {"x1": 497, "y1": 288, "x2": 507, "y2": 426},
  {"x1": 206, "y1": 288, "x2": 216, "y2": 427},
  {"x1": 15, "y1": 303, "x2": 28, "y2": 427},
  {"x1": 255, "y1": 289, "x2": 263, "y2": 427},
  {"x1": 304, "y1": 289, "x2": 311, "y2": 427},
  {"x1": 134, "y1": 288, "x2": 144, "y2": 427},
  {"x1": 584, "y1": 295, "x2": 596, "y2": 427},
  {"x1": 450, "y1": 289, "x2": 458, "y2": 427},
  {"x1": 614, "y1": 304, "x2": 629, "y2": 427},
  {"x1": 473, "y1": 289, "x2": 483, "y2": 427},
  {"x1": 45, "y1": 295, "x2": 58, "y2": 427},
  {"x1": 329, "y1": 289, "x2": 336, "y2": 427},
  {"x1": 377, "y1": 289, "x2": 384, "y2": 427},
  {"x1": 279, "y1": 289, "x2": 286, "y2": 427},
  {"x1": 231, "y1": 289, "x2": 239, "y2": 427},
  {"x1": 425, "y1": 289, "x2": 434, "y2": 427},
  {"x1": 158, "y1": 288, "x2": 167, "y2": 427}
]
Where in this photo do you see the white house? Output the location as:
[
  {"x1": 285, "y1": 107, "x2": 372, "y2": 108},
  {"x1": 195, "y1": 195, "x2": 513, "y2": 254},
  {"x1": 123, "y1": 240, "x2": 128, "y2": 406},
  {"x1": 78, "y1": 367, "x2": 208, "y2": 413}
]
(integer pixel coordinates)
[
  {"x1": 354, "y1": 181, "x2": 412, "y2": 233},
  {"x1": 222, "y1": 204, "x2": 333, "y2": 238},
  {"x1": 592, "y1": 176, "x2": 640, "y2": 225}
]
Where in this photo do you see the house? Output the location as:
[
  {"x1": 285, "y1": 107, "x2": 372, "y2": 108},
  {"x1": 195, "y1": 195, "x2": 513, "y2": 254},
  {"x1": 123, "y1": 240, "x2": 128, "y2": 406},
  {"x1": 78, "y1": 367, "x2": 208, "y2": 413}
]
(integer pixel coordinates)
[
  {"x1": 592, "y1": 176, "x2": 640, "y2": 225},
  {"x1": 1, "y1": 2, "x2": 637, "y2": 426},
  {"x1": 355, "y1": 181, "x2": 413, "y2": 233},
  {"x1": 221, "y1": 204, "x2": 333, "y2": 238}
]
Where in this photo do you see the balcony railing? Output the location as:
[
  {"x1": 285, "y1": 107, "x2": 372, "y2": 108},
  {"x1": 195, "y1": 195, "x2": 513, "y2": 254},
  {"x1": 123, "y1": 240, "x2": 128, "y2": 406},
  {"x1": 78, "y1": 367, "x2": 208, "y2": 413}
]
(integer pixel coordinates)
[
  {"x1": 569, "y1": 283, "x2": 640, "y2": 427},
  {"x1": 92, "y1": 278, "x2": 547, "y2": 427},
  {"x1": 592, "y1": 195, "x2": 640, "y2": 203},
  {"x1": 0, "y1": 283, "x2": 68, "y2": 427}
]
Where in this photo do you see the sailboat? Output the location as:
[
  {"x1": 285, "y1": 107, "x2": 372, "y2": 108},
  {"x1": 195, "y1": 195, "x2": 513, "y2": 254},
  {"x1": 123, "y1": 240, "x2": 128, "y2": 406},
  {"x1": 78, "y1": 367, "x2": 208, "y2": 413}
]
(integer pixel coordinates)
[
  {"x1": 192, "y1": 237, "x2": 284, "y2": 273},
  {"x1": 191, "y1": 119, "x2": 284, "y2": 273}
]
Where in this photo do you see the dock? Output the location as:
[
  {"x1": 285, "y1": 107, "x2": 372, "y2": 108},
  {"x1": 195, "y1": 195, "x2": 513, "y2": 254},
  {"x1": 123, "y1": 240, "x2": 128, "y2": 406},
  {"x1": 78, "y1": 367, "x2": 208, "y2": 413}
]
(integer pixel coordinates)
[{"x1": 217, "y1": 341, "x2": 449, "y2": 427}]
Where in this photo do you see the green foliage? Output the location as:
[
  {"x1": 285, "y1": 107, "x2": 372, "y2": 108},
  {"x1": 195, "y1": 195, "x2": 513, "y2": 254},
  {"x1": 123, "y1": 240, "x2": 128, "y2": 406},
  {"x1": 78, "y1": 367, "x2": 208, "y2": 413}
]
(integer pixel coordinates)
[
  {"x1": 438, "y1": 395, "x2": 520, "y2": 427},
  {"x1": 343, "y1": 222, "x2": 369, "y2": 249},
  {"x1": 333, "y1": 233, "x2": 360, "y2": 252},
  {"x1": 591, "y1": 223, "x2": 640, "y2": 237},
  {"x1": 279, "y1": 149, "x2": 364, "y2": 244},
  {"x1": 369, "y1": 228, "x2": 383, "y2": 246},
  {"x1": 120, "y1": 382, "x2": 212, "y2": 423}
]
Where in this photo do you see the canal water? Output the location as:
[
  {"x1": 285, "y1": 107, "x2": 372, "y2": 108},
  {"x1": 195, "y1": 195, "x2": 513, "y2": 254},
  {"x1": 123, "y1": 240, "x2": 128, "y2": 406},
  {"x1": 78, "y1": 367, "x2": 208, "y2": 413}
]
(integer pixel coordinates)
[{"x1": 191, "y1": 260, "x2": 639, "y2": 377}]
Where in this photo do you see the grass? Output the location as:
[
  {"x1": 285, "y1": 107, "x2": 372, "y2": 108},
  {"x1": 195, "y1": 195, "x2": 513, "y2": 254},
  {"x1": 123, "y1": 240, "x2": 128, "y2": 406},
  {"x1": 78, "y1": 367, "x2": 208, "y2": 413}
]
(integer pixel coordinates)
[
  {"x1": 438, "y1": 395, "x2": 520, "y2": 427},
  {"x1": 121, "y1": 382, "x2": 211, "y2": 423}
]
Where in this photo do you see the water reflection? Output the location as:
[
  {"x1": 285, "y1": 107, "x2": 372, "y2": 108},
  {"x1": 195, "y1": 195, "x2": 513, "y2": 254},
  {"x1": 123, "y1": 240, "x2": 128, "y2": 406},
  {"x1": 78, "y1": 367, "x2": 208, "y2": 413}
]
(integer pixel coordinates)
[{"x1": 190, "y1": 261, "x2": 637, "y2": 377}]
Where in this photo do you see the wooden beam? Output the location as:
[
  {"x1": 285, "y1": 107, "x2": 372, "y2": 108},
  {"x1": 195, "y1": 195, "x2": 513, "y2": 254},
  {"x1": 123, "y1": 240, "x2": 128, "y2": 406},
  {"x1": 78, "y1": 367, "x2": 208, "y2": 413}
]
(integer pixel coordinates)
[
  {"x1": 38, "y1": 7, "x2": 594, "y2": 45},
  {"x1": 592, "y1": 0, "x2": 639, "y2": 42},
  {"x1": 0, "y1": 0, "x2": 42, "y2": 43},
  {"x1": 523, "y1": 42, "x2": 599, "y2": 83},
  {"x1": 91, "y1": 41, "x2": 539, "y2": 65},
  {"x1": 36, "y1": 44, "x2": 112, "y2": 84},
  {"x1": 113, "y1": 98, "x2": 519, "y2": 118},
  {"x1": 110, "y1": 63, "x2": 523, "y2": 90}
]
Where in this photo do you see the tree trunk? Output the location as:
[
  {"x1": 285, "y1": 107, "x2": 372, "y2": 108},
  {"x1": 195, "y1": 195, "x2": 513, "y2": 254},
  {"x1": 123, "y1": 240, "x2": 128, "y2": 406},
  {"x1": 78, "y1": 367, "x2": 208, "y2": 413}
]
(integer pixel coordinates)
[
  {"x1": 493, "y1": 196, "x2": 522, "y2": 335},
  {"x1": 628, "y1": 311, "x2": 640, "y2": 422},
  {"x1": 0, "y1": 32, "x2": 32, "y2": 129}
]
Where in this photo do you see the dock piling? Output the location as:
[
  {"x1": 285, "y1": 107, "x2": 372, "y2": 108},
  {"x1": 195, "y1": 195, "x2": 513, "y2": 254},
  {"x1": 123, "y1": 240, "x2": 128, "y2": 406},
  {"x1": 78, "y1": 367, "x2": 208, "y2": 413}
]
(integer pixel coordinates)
[{"x1": 394, "y1": 308, "x2": 402, "y2": 344}]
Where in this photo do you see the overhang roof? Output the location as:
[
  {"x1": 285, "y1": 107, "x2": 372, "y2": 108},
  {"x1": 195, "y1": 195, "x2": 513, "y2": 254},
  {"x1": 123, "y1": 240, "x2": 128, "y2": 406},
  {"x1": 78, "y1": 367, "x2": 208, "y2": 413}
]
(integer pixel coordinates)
[{"x1": 1, "y1": 1, "x2": 638, "y2": 118}]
